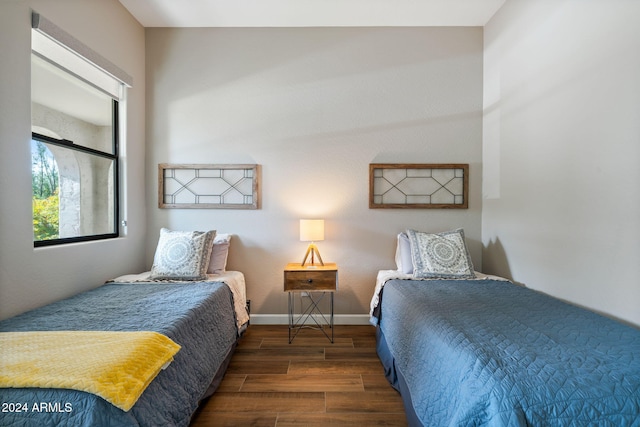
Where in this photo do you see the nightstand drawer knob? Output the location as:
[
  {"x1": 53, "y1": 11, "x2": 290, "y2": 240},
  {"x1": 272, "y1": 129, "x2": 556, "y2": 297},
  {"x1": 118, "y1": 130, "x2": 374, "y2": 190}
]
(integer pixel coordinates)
[{"x1": 307, "y1": 279, "x2": 313, "y2": 283}]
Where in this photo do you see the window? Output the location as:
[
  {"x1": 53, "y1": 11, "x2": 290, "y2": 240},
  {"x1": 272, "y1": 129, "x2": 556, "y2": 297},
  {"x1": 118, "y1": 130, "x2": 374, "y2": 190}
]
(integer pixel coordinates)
[{"x1": 31, "y1": 12, "x2": 131, "y2": 247}]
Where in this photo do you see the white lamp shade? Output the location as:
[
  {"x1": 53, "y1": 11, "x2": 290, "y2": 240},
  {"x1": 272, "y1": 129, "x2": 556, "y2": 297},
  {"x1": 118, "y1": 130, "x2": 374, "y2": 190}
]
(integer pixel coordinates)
[{"x1": 299, "y1": 219, "x2": 324, "y2": 242}]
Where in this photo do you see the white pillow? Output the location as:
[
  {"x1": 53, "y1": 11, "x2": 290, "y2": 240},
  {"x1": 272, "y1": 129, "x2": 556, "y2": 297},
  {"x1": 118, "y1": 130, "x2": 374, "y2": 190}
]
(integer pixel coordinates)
[
  {"x1": 150, "y1": 228, "x2": 216, "y2": 280},
  {"x1": 407, "y1": 228, "x2": 475, "y2": 279},
  {"x1": 207, "y1": 233, "x2": 232, "y2": 274},
  {"x1": 395, "y1": 232, "x2": 413, "y2": 274}
]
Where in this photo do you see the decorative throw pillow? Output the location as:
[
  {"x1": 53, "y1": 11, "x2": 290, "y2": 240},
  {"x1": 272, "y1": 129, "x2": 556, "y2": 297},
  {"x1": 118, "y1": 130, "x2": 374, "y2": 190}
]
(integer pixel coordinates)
[
  {"x1": 150, "y1": 228, "x2": 216, "y2": 280},
  {"x1": 207, "y1": 233, "x2": 232, "y2": 274},
  {"x1": 407, "y1": 228, "x2": 475, "y2": 279}
]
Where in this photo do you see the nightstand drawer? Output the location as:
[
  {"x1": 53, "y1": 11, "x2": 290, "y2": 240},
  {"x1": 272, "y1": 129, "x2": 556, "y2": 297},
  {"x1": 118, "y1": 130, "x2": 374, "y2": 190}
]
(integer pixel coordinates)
[{"x1": 284, "y1": 270, "x2": 337, "y2": 291}]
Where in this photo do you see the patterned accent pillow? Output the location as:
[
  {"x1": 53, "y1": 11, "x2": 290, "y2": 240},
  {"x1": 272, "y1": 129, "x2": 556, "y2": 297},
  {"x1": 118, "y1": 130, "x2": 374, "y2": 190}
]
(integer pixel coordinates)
[
  {"x1": 150, "y1": 228, "x2": 216, "y2": 280},
  {"x1": 407, "y1": 228, "x2": 475, "y2": 279}
]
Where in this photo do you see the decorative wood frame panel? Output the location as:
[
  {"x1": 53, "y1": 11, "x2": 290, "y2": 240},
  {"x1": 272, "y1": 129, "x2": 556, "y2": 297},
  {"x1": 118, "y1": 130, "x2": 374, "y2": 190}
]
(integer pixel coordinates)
[
  {"x1": 159, "y1": 164, "x2": 260, "y2": 209},
  {"x1": 369, "y1": 163, "x2": 468, "y2": 209}
]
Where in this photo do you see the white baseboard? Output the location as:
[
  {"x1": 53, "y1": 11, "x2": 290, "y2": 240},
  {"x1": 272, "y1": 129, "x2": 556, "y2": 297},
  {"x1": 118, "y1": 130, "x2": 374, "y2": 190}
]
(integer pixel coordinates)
[{"x1": 250, "y1": 314, "x2": 371, "y2": 325}]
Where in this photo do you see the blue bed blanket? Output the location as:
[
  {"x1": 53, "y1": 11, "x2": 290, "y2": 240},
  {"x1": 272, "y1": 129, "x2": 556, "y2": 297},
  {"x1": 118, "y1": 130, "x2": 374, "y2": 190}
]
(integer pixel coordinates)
[
  {"x1": 376, "y1": 278, "x2": 640, "y2": 426},
  {"x1": 0, "y1": 281, "x2": 240, "y2": 427}
]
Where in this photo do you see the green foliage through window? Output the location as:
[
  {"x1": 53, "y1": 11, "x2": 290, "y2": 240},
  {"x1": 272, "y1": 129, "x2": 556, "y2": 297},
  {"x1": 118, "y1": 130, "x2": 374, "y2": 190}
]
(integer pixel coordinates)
[
  {"x1": 31, "y1": 140, "x2": 59, "y2": 240},
  {"x1": 33, "y1": 191, "x2": 59, "y2": 241}
]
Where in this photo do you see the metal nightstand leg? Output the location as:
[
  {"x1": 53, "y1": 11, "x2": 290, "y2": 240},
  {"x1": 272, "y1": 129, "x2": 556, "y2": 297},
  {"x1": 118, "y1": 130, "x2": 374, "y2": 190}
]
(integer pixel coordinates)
[{"x1": 288, "y1": 291, "x2": 334, "y2": 344}]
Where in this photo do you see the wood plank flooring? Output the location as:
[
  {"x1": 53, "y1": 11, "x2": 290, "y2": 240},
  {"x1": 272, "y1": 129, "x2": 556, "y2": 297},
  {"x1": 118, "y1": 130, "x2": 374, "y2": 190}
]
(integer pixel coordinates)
[{"x1": 190, "y1": 325, "x2": 408, "y2": 427}]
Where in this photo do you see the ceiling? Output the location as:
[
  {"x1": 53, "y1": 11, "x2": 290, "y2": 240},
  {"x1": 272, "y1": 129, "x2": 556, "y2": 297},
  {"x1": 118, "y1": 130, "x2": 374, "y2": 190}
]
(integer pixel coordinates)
[{"x1": 118, "y1": 0, "x2": 506, "y2": 27}]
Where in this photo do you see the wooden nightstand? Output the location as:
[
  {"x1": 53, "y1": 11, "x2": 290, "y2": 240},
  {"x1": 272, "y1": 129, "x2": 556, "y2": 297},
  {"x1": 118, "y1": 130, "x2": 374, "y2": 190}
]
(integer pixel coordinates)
[{"x1": 284, "y1": 263, "x2": 338, "y2": 343}]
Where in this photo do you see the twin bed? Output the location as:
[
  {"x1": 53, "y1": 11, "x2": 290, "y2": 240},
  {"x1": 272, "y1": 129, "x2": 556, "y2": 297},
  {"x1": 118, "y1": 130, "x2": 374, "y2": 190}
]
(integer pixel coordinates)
[
  {"x1": 371, "y1": 229, "x2": 640, "y2": 426},
  {"x1": 0, "y1": 229, "x2": 249, "y2": 427}
]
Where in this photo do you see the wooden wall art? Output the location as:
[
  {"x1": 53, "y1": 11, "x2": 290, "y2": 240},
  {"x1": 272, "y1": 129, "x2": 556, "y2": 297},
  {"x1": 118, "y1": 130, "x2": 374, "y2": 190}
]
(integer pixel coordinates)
[
  {"x1": 369, "y1": 163, "x2": 468, "y2": 209},
  {"x1": 159, "y1": 164, "x2": 260, "y2": 209}
]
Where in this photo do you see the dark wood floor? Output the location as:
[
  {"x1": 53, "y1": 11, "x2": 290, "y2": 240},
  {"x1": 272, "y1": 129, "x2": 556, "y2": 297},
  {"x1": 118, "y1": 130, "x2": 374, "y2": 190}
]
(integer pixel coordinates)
[{"x1": 190, "y1": 324, "x2": 407, "y2": 426}]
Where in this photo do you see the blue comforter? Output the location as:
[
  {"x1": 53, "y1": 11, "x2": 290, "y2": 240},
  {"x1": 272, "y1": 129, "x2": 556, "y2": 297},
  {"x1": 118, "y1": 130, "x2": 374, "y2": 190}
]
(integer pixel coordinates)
[
  {"x1": 376, "y1": 279, "x2": 640, "y2": 426},
  {"x1": 0, "y1": 281, "x2": 240, "y2": 427}
]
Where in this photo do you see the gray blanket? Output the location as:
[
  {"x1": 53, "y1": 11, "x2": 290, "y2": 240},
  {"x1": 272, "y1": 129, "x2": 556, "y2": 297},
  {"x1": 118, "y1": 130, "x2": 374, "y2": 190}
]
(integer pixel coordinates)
[
  {"x1": 377, "y1": 279, "x2": 640, "y2": 426},
  {"x1": 0, "y1": 281, "x2": 239, "y2": 426}
]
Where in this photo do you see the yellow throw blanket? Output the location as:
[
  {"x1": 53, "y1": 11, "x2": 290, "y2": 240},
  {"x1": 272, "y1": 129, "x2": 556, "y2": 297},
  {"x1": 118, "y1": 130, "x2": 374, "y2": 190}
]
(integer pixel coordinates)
[{"x1": 0, "y1": 331, "x2": 181, "y2": 411}]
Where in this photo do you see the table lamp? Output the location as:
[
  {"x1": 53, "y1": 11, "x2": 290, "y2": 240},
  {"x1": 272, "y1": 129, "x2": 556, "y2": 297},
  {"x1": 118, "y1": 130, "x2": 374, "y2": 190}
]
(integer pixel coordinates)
[{"x1": 300, "y1": 219, "x2": 325, "y2": 266}]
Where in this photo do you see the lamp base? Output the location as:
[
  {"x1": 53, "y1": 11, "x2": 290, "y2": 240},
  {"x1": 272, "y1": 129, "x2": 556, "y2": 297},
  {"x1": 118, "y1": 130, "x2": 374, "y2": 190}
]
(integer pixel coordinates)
[{"x1": 301, "y1": 243, "x2": 324, "y2": 266}]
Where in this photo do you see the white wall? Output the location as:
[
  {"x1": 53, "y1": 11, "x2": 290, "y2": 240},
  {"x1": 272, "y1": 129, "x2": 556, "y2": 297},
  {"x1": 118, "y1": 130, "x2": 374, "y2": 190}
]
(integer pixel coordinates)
[
  {"x1": 145, "y1": 27, "x2": 484, "y2": 320},
  {"x1": 0, "y1": 0, "x2": 147, "y2": 320},
  {"x1": 482, "y1": 0, "x2": 640, "y2": 326}
]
